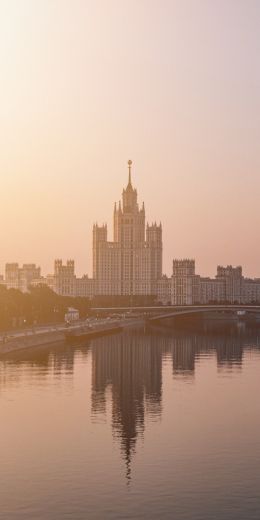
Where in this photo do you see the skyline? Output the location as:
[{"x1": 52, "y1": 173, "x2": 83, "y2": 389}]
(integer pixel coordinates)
[
  {"x1": 1, "y1": 1, "x2": 260, "y2": 278},
  {"x1": 1, "y1": 3, "x2": 260, "y2": 519},
  {"x1": 2, "y1": 158, "x2": 260, "y2": 280}
]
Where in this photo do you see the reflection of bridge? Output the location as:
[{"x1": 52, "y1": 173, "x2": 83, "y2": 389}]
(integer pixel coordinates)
[{"x1": 92, "y1": 305, "x2": 260, "y2": 322}]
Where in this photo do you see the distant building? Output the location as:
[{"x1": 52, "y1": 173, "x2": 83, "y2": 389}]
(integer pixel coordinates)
[
  {"x1": 216, "y1": 265, "x2": 243, "y2": 303},
  {"x1": 157, "y1": 276, "x2": 171, "y2": 305},
  {"x1": 93, "y1": 161, "x2": 162, "y2": 296},
  {"x1": 31, "y1": 260, "x2": 96, "y2": 298},
  {"x1": 5, "y1": 263, "x2": 41, "y2": 292},
  {"x1": 171, "y1": 259, "x2": 195, "y2": 305},
  {"x1": 157, "y1": 262, "x2": 260, "y2": 305},
  {"x1": 242, "y1": 278, "x2": 260, "y2": 304},
  {"x1": 30, "y1": 274, "x2": 55, "y2": 291},
  {"x1": 199, "y1": 276, "x2": 225, "y2": 304},
  {"x1": 30, "y1": 258, "x2": 260, "y2": 305},
  {"x1": 75, "y1": 275, "x2": 97, "y2": 298},
  {"x1": 53, "y1": 259, "x2": 76, "y2": 296},
  {"x1": 0, "y1": 275, "x2": 6, "y2": 288},
  {"x1": 64, "y1": 307, "x2": 80, "y2": 322}
]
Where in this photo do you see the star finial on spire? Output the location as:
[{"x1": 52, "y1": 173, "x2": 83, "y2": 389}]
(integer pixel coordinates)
[{"x1": 128, "y1": 160, "x2": 132, "y2": 185}]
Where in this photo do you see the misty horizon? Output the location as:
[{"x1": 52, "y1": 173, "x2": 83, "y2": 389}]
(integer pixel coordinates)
[{"x1": 1, "y1": 1, "x2": 260, "y2": 279}]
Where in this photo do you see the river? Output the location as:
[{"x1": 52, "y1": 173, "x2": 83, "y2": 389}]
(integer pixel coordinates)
[{"x1": 1, "y1": 322, "x2": 260, "y2": 519}]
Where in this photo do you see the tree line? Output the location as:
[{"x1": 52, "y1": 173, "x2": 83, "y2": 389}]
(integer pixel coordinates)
[{"x1": 0, "y1": 285, "x2": 91, "y2": 331}]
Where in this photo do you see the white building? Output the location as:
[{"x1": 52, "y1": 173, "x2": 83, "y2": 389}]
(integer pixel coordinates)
[
  {"x1": 31, "y1": 261, "x2": 97, "y2": 298},
  {"x1": 171, "y1": 259, "x2": 195, "y2": 305},
  {"x1": 64, "y1": 307, "x2": 80, "y2": 322},
  {"x1": 5, "y1": 263, "x2": 41, "y2": 292},
  {"x1": 53, "y1": 259, "x2": 76, "y2": 296},
  {"x1": 161, "y1": 261, "x2": 260, "y2": 305},
  {"x1": 157, "y1": 276, "x2": 171, "y2": 305},
  {"x1": 93, "y1": 160, "x2": 162, "y2": 296},
  {"x1": 215, "y1": 265, "x2": 243, "y2": 304}
]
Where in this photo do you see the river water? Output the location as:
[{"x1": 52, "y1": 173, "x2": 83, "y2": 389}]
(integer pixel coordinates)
[{"x1": 0, "y1": 323, "x2": 260, "y2": 520}]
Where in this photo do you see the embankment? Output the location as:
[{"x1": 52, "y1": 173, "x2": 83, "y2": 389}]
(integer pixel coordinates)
[
  {"x1": 0, "y1": 330, "x2": 65, "y2": 355},
  {"x1": 0, "y1": 318, "x2": 145, "y2": 355}
]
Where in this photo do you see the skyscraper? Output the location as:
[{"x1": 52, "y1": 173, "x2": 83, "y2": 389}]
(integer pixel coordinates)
[{"x1": 93, "y1": 161, "x2": 162, "y2": 296}]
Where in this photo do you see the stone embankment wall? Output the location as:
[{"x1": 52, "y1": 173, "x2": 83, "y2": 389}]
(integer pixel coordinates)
[
  {"x1": 0, "y1": 318, "x2": 145, "y2": 355},
  {"x1": 0, "y1": 330, "x2": 65, "y2": 355}
]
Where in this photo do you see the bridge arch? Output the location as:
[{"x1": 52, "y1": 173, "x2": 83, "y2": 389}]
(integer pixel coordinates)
[{"x1": 148, "y1": 305, "x2": 260, "y2": 322}]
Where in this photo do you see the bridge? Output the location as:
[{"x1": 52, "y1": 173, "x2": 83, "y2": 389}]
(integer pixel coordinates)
[
  {"x1": 147, "y1": 304, "x2": 260, "y2": 322},
  {"x1": 92, "y1": 305, "x2": 260, "y2": 322}
]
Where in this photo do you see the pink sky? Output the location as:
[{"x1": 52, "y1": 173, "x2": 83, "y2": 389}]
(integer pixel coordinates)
[{"x1": 1, "y1": 0, "x2": 260, "y2": 278}]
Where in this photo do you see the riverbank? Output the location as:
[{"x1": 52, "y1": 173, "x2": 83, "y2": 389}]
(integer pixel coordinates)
[
  {"x1": 0, "y1": 318, "x2": 145, "y2": 355},
  {"x1": 0, "y1": 329, "x2": 65, "y2": 355}
]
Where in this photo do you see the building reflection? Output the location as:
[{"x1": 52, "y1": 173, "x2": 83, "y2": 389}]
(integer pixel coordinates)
[
  {"x1": 0, "y1": 343, "x2": 89, "y2": 393},
  {"x1": 91, "y1": 330, "x2": 162, "y2": 481},
  {"x1": 90, "y1": 323, "x2": 260, "y2": 480},
  {"x1": 1, "y1": 323, "x2": 260, "y2": 480}
]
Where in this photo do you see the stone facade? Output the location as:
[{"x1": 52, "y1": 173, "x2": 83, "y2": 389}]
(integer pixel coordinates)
[
  {"x1": 156, "y1": 261, "x2": 260, "y2": 305},
  {"x1": 5, "y1": 263, "x2": 41, "y2": 293},
  {"x1": 93, "y1": 161, "x2": 162, "y2": 296},
  {"x1": 171, "y1": 259, "x2": 195, "y2": 305},
  {"x1": 31, "y1": 260, "x2": 96, "y2": 298}
]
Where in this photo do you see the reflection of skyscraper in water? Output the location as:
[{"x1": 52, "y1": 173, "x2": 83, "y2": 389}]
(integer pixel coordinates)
[
  {"x1": 169, "y1": 329, "x2": 244, "y2": 373},
  {"x1": 170, "y1": 335, "x2": 197, "y2": 377},
  {"x1": 212, "y1": 331, "x2": 244, "y2": 368},
  {"x1": 157, "y1": 322, "x2": 256, "y2": 375},
  {"x1": 91, "y1": 329, "x2": 163, "y2": 481},
  {"x1": 90, "y1": 324, "x2": 259, "y2": 481}
]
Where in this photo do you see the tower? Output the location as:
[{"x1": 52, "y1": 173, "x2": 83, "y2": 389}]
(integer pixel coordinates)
[
  {"x1": 113, "y1": 160, "x2": 146, "y2": 295},
  {"x1": 146, "y1": 222, "x2": 163, "y2": 292},
  {"x1": 93, "y1": 224, "x2": 107, "y2": 280},
  {"x1": 92, "y1": 161, "x2": 162, "y2": 297}
]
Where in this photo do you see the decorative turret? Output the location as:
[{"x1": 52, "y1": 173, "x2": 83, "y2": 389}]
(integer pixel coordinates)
[
  {"x1": 122, "y1": 160, "x2": 138, "y2": 212},
  {"x1": 127, "y1": 159, "x2": 132, "y2": 187},
  {"x1": 146, "y1": 222, "x2": 162, "y2": 247}
]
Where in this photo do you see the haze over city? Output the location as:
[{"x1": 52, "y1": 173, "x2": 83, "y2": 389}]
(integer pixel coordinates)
[
  {"x1": 2, "y1": 3, "x2": 260, "y2": 520},
  {"x1": 1, "y1": 0, "x2": 260, "y2": 278}
]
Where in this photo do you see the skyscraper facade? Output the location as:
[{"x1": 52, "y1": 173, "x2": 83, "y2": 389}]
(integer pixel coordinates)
[{"x1": 93, "y1": 161, "x2": 162, "y2": 296}]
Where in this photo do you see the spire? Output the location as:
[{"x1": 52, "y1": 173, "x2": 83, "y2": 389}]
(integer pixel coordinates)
[{"x1": 127, "y1": 159, "x2": 132, "y2": 186}]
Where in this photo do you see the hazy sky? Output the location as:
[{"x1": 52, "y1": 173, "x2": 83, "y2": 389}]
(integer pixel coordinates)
[{"x1": 1, "y1": 0, "x2": 259, "y2": 278}]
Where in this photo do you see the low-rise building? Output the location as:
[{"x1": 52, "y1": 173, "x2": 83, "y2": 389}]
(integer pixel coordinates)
[
  {"x1": 171, "y1": 259, "x2": 195, "y2": 305},
  {"x1": 216, "y1": 265, "x2": 243, "y2": 303},
  {"x1": 64, "y1": 307, "x2": 80, "y2": 322},
  {"x1": 199, "y1": 277, "x2": 225, "y2": 304},
  {"x1": 5, "y1": 263, "x2": 41, "y2": 292},
  {"x1": 30, "y1": 275, "x2": 55, "y2": 291},
  {"x1": 3, "y1": 257, "x2": 260, "y2": 306},
  {"x1": 157, "y1": 276, "x2": 171, "y2": 305},
  {"x1": 157, "y1": 261, "x2": 260, "y2": 305},
  {"x1": 53, "y1": 259, "x2": 76, "y2": 296},
  {"x1": 242, "y1": 278, "x2": 260, "y2": 304},
  {"x1": 75, "y1": 276, "x2": 97, "y2": 298},
  {"x1": 0, "y1": 275, "x2": 6, "y2": 288},
  {"x1": 31, "y1": 261, "x2": 96, "y2": 299}
]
